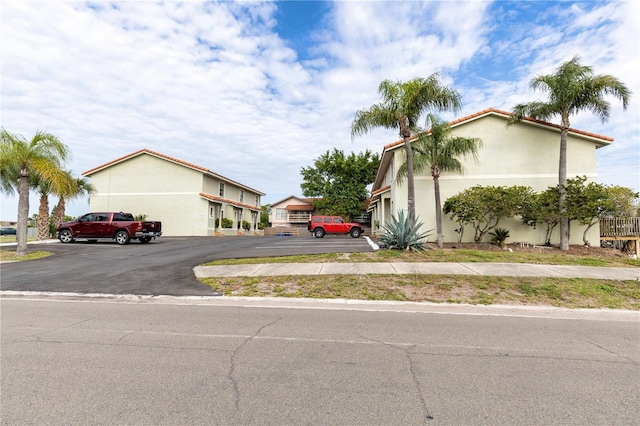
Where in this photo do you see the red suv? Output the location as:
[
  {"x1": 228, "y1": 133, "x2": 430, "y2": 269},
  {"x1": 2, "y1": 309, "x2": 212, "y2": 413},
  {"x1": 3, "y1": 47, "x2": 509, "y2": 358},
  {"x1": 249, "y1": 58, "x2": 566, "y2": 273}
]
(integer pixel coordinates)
[{"x1": 307, "y1": 215, "x2": 363, "y2": 238}]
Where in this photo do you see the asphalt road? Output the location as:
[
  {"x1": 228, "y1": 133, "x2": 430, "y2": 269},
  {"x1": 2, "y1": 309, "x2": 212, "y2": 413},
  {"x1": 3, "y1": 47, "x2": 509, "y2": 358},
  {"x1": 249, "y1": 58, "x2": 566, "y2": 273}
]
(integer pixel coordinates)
[
  {"x1": 1, "y1": 297, "x2": 638, "y2": 425},
  {"x1": 0, "y1": 236, "x2": 373, "y2": 295}
]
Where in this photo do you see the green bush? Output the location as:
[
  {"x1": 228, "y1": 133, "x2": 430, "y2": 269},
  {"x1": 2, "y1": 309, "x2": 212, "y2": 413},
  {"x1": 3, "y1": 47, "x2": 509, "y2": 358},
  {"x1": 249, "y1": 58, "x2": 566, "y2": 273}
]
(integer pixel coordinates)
[{"x1": 489, "y1": 227, "x2": 510, "y2": 248}]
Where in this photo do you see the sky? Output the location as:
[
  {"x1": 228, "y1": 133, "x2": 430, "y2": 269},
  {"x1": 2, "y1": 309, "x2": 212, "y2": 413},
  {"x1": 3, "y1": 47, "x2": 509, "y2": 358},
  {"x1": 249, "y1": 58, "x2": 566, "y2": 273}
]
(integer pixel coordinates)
[{"x1": 1, "y1": 0, "x2": 639, "y2": 221}]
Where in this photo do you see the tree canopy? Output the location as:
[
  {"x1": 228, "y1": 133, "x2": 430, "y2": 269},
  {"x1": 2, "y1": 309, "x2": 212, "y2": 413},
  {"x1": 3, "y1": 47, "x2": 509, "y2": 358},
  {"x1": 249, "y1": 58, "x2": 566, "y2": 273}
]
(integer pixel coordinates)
[{"x1": 300, "y1": 149, "x2": 379, "y2": 220}]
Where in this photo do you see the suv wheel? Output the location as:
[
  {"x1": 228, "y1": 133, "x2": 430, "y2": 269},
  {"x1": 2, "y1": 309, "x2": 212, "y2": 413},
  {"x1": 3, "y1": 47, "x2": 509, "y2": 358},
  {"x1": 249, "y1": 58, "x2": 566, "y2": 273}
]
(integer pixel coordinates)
[
  {"x1": 350, "y1": 228, "x2": 362, "y2": 238},
  {"x1": 314, "y1": 228, "x2": 326, "y2": 238}
]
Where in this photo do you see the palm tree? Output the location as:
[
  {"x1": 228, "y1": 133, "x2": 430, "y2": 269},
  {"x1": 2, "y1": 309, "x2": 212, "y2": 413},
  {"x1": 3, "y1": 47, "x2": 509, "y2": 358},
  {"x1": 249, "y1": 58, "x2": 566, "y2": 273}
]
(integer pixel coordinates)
[
  {"x1": 510, "y1": 56, "x2": 630, "y2": 250},
  {"x1": 30, "y1": 171, "x2": 76, "y2": 240},
  {"x1": 351, "y1": 74, "x2": 462, "y2": 222},
  {"x1": 397, "y1": 114, "x2": 482, "y2": 248},
  {"x1": 51, "y1": 174, "x2": 95, "y2": 230},
  {"x1": 0, "y1": 129, "x2": 70, "y2": 255}
]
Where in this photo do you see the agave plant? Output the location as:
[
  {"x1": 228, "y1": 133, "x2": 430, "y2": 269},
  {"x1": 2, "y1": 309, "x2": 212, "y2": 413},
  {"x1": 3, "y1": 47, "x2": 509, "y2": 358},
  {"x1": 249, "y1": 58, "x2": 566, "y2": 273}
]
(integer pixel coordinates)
[
  {"x1": 489, "y1": 227, "x2": 510, "y2": 249},
  {"x1": 379, "y1": 210, "x2": 432, "y2": 251}
]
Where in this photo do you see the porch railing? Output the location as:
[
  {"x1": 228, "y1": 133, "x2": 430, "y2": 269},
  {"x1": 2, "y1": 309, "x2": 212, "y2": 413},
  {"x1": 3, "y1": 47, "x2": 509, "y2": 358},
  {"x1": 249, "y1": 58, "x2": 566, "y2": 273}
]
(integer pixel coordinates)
[
  {"x1": 288, "y1": 213, "x2": 311, "y2": 222},
  {"x1": 600, "y1": 217, "x2": 640, "y2": 238}
]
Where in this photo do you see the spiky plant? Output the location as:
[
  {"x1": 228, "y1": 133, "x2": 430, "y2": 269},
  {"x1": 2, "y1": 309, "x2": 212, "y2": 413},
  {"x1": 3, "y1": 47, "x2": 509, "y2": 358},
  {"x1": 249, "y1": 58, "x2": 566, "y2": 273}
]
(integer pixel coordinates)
[
  {"x1": 379, "y1": 210, "x2": 432, "y2": 251},
  {"x1": 489, "y1": 227, "x2": 510, "y2": 249}
]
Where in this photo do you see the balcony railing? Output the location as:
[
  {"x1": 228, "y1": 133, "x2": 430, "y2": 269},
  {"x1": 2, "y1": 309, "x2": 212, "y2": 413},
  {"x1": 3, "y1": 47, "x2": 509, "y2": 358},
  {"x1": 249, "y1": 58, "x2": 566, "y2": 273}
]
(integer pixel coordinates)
[
  {"x1": 288, "y1": 213, "x2": 311, "y2": 222},
  {"x1": 600, "y1": 217, "x2": 640, "y2": 238}
]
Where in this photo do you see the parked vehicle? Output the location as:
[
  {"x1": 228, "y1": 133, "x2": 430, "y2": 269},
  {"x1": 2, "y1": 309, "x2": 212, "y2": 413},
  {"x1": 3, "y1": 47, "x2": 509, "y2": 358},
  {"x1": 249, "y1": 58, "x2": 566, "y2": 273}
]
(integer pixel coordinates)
[
  {"x1": 307, "y1": 215, "x2": 363, "y2": 238},
  {"x1": 0, "y1": 227, "x2": 17, "y2": 235},
  {"x1": 57, "y1": 212, "x2": 162, "y2": 245}
]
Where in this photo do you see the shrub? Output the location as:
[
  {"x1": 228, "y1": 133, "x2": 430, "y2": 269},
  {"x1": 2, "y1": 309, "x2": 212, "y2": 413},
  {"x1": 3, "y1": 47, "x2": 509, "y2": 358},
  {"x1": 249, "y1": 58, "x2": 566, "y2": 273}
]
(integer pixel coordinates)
[
  {"x1": 489, "y1": 227, "x2": 510, "y2": 248},
  {"x1": 379, "y1": 210, "x2": 432, "y2": 251}
]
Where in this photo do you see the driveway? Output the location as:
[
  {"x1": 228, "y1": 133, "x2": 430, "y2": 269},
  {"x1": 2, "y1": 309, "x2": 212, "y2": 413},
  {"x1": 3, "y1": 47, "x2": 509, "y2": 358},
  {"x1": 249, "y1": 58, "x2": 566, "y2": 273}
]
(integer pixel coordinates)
[{"x1": 0, "y1": 236, "x2": 373, "y2": 296}]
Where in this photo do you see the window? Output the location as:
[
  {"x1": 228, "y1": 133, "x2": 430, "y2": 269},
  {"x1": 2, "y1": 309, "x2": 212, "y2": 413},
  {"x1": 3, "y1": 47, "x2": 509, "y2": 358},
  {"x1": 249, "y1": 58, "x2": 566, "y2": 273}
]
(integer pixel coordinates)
[
  {"x1": 219, "y1": 183, "x2": 225, "y2": 197},
  {"x1": 113, "y1": 213, "x2": 134, "y2": 221},
  {"x1": 255, "y1": 195, "x2": 259, "y2": 206},
  {"x1": 276, "y1": 208, "x2": 287, "y2": 219},
  {"x1": 324, "y1": 217, "x2": 331, "y2": 223},
  {"x1": 333, "y1": 218, "x2": 343, "y2": 224},
  {"x1": 239, "y1": 190, "x2": 244, "y2": 202}
]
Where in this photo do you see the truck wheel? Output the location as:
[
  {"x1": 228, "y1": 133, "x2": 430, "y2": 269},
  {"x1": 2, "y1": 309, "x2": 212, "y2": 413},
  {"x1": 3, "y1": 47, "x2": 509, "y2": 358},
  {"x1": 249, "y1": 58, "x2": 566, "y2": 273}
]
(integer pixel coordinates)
[
  {"x1": 314, "y1": 228, "x2": 325, "y2": 238},
  {"x1": 58, "y1": 229, "x2": 74, "y2": 243},
  {"x1": 115, "y1": 230, "x2": 131, "y2": 245},
  {"x1": 350, "y1": 228, "x2": 362, "y2": 238},
  {"x1": 139, "y1": 237, "x2": 151, "y2": 244}
]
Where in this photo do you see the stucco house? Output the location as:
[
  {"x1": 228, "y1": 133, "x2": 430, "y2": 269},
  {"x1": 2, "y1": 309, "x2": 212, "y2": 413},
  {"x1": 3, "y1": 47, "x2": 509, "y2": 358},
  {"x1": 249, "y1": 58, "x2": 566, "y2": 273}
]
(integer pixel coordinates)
[
  {"x1": 368, "y1": 108, "x2": 613, "y2": 245},
  {"x1": 83, "y1": 149, "x2": 265, "y2": 236},
  {"x1": 268, "y1": 196, "x2": 316, "y2": 229}
]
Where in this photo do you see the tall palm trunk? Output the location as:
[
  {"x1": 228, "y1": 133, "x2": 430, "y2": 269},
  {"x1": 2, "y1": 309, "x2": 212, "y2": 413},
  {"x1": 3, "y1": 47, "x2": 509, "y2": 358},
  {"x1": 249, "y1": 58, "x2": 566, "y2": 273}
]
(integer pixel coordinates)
[
  {"x1": 432, "y1": 166, "x2": 443, "y2": 249},
  {"x1": 16, "y1": 170, "x2": 30, "y2": 256},
  {"x1": 52, "y1": 198, "x2": 66, "y2": 229},
  {"x1": 401, "y1": 124, "x2": 416, "y2": 223},
  {"x1": 37, "y1": 193, "x2": 50, "y2": 240},
  {"x1": 558, "y1": 119, "x2": 569, "y2": 251}
]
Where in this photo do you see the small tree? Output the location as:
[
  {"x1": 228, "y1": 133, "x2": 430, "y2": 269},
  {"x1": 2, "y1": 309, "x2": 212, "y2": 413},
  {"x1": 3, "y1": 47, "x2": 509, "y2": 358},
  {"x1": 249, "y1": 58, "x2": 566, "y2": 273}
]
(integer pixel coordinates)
[
  {"x1": 521, "y1": 187, "x2": 560, "y2": 246},
  {"x1": 443, "y1": 185, "x2": 533, "y2": 243},
  {"x1": 564, "y1": 176, "x2": 615, "y2": 246},
  {"x1": 260, "y1": 204, "x2": 271, "y2": 228}
]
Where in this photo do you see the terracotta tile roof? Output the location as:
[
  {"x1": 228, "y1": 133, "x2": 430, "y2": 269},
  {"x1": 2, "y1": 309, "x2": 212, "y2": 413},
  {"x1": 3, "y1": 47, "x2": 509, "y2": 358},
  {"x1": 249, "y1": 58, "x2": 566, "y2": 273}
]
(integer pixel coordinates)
[
  {"x1": 371, "y1": 185, "x2": 391, "y2": 196},
  {"x1": 382, "y1": 107, "x2": 614, "y2": 151},
  {"x1": 199, "y1": 192, "x2": 262, "y2": 212},
  {"x1": 285, "y1": 204, "x2": 314, "y2": 211},
  {"x1": 82, "y1": 148, "x2": 265, "y2": 195}
]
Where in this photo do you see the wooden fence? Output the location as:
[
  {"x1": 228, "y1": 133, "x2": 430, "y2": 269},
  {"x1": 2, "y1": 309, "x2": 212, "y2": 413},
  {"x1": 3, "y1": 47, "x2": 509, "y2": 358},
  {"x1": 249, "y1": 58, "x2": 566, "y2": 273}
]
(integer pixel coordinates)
[{"x1": 263, "y1": 227, "x2": 302, "y2": 237}]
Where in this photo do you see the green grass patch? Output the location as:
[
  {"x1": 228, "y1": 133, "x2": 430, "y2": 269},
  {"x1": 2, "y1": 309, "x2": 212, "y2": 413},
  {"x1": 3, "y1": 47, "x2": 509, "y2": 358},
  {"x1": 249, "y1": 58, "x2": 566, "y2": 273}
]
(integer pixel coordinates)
[
  {"x1": 199, "y1": 274, "x2": 640, "y2": 310},
  {"x1": 203, "y1": 247, "x2": 640, "y2": 268},
  {"x1": 0, "y1": 249, "x2": 52, "y2": 262}
]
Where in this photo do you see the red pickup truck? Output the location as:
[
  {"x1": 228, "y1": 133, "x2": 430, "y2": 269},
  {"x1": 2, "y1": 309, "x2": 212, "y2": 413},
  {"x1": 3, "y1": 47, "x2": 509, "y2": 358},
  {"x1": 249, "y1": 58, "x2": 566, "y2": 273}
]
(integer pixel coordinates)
[
  {"x1": 57, "y1": 212, "x2": 162, "y2": 245},
  {"x1": 307, "y1": 215, "x2": 363, "y2": 238}
]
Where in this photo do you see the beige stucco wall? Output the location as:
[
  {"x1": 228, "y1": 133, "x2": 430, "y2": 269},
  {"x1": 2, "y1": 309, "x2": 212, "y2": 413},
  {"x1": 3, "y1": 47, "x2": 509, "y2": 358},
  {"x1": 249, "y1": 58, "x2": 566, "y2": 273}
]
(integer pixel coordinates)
[
  {"x1": 87, "y1": 154, "x2": 208, "y2": 236},
  {"x1": 88, "y1": 153, "x2": 264, "y2": 237},
  {"x1": 379, "y1": 114, "x2": 602, "y2": 246}
]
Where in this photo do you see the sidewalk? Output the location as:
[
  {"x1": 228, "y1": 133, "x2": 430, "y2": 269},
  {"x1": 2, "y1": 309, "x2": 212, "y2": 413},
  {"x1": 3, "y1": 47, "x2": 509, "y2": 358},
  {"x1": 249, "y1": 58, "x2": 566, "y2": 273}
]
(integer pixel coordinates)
[{"x1": 194, "y1": 262, "x2": 640, "y2": 281}]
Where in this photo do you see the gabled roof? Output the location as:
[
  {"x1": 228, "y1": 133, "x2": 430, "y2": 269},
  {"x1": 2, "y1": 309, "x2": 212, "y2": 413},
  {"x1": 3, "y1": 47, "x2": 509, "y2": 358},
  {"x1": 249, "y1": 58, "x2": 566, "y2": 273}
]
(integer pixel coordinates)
[
  {"x1": 382, "y1": 108, "x2": 613, "y2": 151},
  {"x1": 83, "y1": 148, "x2": 265, "y2": 195},
  {"x1": 199, "y1": 192, "x2": 262, "y2": 212},
  {"x1": 373, "y1": 108, "x2": 615, "y2": 190},
  {"x1": 269, "y1": 195, "x2": 317, "y2": 207}
]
